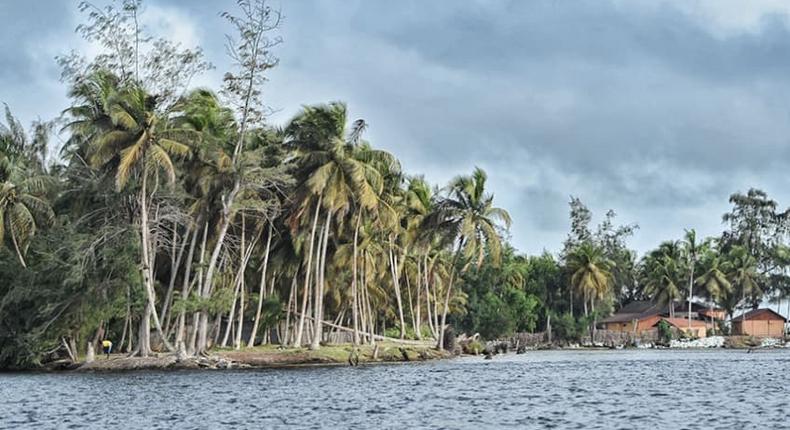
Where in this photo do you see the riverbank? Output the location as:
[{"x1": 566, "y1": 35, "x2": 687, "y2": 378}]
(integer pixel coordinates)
[{"x1": 65, "y1": 342, "x2": 449, "y2": 372}]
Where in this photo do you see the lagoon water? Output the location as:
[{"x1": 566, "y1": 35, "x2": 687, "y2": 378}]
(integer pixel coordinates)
[{"x1": 2, "y1": 349, "x2": 789, "y2": 429}]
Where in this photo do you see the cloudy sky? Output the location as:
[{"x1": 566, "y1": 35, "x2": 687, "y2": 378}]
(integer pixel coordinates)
[{"x1": 4, "y1": 0, "x2": 790, "y2": 255}]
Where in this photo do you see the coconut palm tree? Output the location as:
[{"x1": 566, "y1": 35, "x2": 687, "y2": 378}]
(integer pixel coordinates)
[
  {"x1": 681, "y1": 229, "x2": 707, "y2": 327},
  {"x1": 286, "y1": 102, "x2": 382, "y2": 349},
  {"x1": 567, "y1": 242, "x2": 612, "y2": 316},
  {"x1": 1, "y1": 108, "x2": 55, "y2": 267},
  {"x1": 89, "y1": 84, "x2": 190, "y2": 356},
  {"x1": 642, "y1": 241, "x2": 684, "y2": 318},
  {"x1": 695, "y1": 248, "x2": 732, "y2": 333},
  {"x1": 0, "y1": 175, "x2": 54, "y2": 267},
  {"x1": 726, "y1": 245, "x2": 761, "y2": 322},
  {"x1": 424, "y1": 167, "x2": 511, "y2": 349}
]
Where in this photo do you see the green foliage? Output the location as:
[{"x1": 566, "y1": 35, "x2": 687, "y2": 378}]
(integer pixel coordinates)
[
  {"x1": 657, "y1": 320, "x2": 673, "y2": 344},
  {"x1": 551, "y1": 312, "x2": 586, "y2": 342}
]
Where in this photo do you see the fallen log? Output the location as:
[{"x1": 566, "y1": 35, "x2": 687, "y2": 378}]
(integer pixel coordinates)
[{"x1": 295, "y1": 313, "x2": 435, "y2": 346}]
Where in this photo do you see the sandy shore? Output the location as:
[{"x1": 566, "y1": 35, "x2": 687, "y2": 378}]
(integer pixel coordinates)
[{"x1": 65, "y1": 342, "x2": 450, "y2": 372}]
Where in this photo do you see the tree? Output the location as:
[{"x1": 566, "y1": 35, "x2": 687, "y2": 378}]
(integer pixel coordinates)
[
  {"x1": 89, "y1": 85, "x2": 190, "y2": 356},
  {"x1": 424, "y1": 167, "x2": 511, "y2": 349},
  {"x1": 0, "y1": 107, "x2": 55, "y2": 268},
  {"x1": 695, "y1": 247, "x2": 732, "y2": 332},
  {"x1": 566, "y1": 242, "x2": 612, "y2": 340},
  {"x1": 726, "y1": 245, "x2": 760, "y2": 321},
  {"x1": 642, "y1": 241, "x2": 684, "y2": 317},
  {"x1": 681, "y1": 229, "x2": 706, "y2": 328}
]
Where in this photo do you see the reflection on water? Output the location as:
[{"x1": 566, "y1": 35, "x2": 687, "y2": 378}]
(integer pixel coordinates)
[{"x1": 2, "y1": 349, "x2": 789, "y2": 429}]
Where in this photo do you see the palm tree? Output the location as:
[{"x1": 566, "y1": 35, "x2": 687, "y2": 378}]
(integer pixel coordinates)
[
  {"x1": 424, "y1": 167, "x2": 511, "y2": 349},
  {"x1": 642, "y1": 241, "x2": 684, "y2": 318},
  {"x1": 89, "y1": 84, "x2": 190, "y2": 356},
  {"x1": 286, "y1": 102, "x2": 382, "y2": 349},
  {"x1": 567, "y1": 242, "x2": 612, "y2": 315},
  {"x1": 1, "y1": 107, "x2": 55, "y2": 267},
  {"x1": 567, "y1": 242, "x2": 612, "y2": 341},
  {"x1": 0, "y1": 176, "x2": 54, "y2": 267},
  {"x1": 726, "y1": 245, "x2": 760, "y2": 322},
  {"x1": 681, "y1": 229, "x2": 706, "y2": 328},
  {"x1": 695, "y1": 248, "x2": 732, "y2": 333}
]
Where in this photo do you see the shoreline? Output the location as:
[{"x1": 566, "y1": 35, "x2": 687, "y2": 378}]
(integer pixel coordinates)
[
  {"x1": 39, "y1": 342, "x2": 450, "y2": 373},
  {"x1": 13, "y1": 336, "x2": 789, "y2": 373}
]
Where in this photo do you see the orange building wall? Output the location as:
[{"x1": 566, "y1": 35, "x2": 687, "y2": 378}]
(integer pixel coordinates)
[
  {"x1": 732, "y1": 320, "x2": 784, "y2": 337},
  {"x1": 603, "y1": 316, "x2": 662, "y2": 334}
]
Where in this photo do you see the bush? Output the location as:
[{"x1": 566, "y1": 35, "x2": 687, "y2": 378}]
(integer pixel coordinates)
[
  {"x1": 552, "y1": 312, "x2": 586, "y2": 342},
  {"x1": 657, "y1": 320, "x2": 673, "y2": 344}
]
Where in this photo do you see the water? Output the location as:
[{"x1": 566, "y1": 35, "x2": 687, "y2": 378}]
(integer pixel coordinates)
[{"x1": 2, "y1": 349, "x2": 789, "y2": 429}]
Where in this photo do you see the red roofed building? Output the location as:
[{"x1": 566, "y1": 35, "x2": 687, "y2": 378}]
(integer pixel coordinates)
[
  {"x1": 653, "y1": 317, "x2": 707, "y2": 338},
  {"x1": 731, "y1": 309, "x2": 787, "y2": 337}
]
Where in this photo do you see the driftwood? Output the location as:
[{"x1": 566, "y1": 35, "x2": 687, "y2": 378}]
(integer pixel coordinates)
[{"x1": 294, "y1": 313, "x2": 435, "y2": 346}]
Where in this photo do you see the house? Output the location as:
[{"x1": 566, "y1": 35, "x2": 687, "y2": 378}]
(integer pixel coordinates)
[
  {"x1": 653, "y1": 317, "x2": 707, "y2": 338},
  {"x1": 600, "y1": 301, "x2": 665, "y2": 334},
  {"x1": 601, "y1": 300, "x2": 721, "y2": 337},
  {"x1": 731, "y1": 309, "x2": 787, "y2": 337}
]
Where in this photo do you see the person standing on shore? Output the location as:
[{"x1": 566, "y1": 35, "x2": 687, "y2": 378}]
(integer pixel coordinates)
[{"x1": 102, "y1": 339, "x2": 113, "y2": 359}]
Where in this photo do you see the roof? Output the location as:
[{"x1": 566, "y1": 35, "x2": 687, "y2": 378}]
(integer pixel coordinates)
[
  {"x1": 731, "y1": 308, "x2": 787, "y2": 322},
  {"x1": 600, "y1": 300, "x2": 665, "y2": 324},
  {"x1": 654, "y1": 317, "x2": 707, "y2": 329},
  {"x1": 602, "y1": 300, "x2": 725, "y2": 324},
  {"x1": 673, "y1": 302, "x2": 723, "y2": 313}
]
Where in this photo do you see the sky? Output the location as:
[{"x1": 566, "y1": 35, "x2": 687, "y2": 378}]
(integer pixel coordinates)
[{"x1": 4, "y1": 0, "x2": 790, "y2": 256}]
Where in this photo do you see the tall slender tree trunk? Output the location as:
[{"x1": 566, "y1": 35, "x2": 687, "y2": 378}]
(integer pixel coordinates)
[
  {"x1": 197, "y1": 179, "x2": 240, "y2": 353},
  {"x1": 234, "y1": 215, "x2": 248, "y2": 350},
  {"x1": 162, "y1": 222, "x2": 192, "y2": 334},
  {"x1": 222, "y1": 276, "x2": 242, "y2": 348},
  {"x1": 310, "y1": 210, "x2": 332, "y2": 350},
  {"x1": 138, "y1": 167, "x2": 174, "y2": 355},
  {"x1": 414, "y1": 255, "x2": 423, "y2": 340},
  {"x1": 388, "y1": 240, "x2": 406, "y2": 339},
  {"x1": 282, "y1": 271, "x2": 297, "y2": 346},
  {"x1": 406, "y1": 270, "x2": 417, "y2": 336},
  {"x1": 175, "y1": 220, "x2": 200, "y2": 349},
  {"x1": 351, "y1": 212, "x2": 361, "y2": 345},
  {"x1": 687, "y1": 265, "x2": 694, "y2": 329},
  {"x1": 438, "y1": 238, "x2": 465, "y2": 350},
  {"x1": 249, "y1": 222, "x2": 273, "y2": 347},
  {"x1": 294, "y1": 197, "x2": 322, "y2": 347}
]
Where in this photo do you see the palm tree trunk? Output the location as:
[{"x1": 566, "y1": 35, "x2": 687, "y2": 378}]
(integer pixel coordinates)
[
  {"x1": 234, "y1": 215, "x2": 248, "y2": 350},
  {"x1": 282, "y1": 271, "x2": 297, "y2": 346},
  {"x1": 175, "y1": 219, "x2": 201, "y2": 349},
  {"x1": 294, "y1": 197, "x2": 322, "y2": 347},
  {"x1": 351, "y1": 212, "x2": 361, "y2": 345},
  {"x1": 249, "y1": 222, "x2": 273, "y2": 347},
  {"x1": 197, "y1": 180, "x2": 240, "y2": 353},
  {"x1": 687, "y1": 266, "x2": 694, "y2": 329},
  {"x1": 138, "y1": 167, "x2": 174, "y2": 355},
  {"x1": 222, "y1": 277, "x2": 242, "y2": 348},
  {"x1": 388, "y1": 239, "x2": 407, "y2": 339},
  {"x1": 310, "y1": 209, "x2": 332, "y2": 350},
  {"x1": 414, "y1": 256, "x2": 422, "y2": 340},
  {"x1": 438, "y1": 238, "x2": 465, "y2": 350},
  {"x1": 162, "y1": 222, "x2": 192, "y2": 335}
]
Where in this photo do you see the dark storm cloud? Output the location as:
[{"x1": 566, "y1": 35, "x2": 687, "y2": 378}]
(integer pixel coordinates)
[{"x1": 4, "y1": 0, "x2": 790, "y2": 253}]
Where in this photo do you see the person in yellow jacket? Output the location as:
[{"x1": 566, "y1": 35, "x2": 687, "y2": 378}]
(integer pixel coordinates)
[{"x1": 101, "y1": 339, "x2": 113, "y2": 359}]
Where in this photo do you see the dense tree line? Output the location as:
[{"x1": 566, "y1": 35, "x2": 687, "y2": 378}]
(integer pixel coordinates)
[
  {"x1": 3, "y1": 1, "x2": 789, "y2": 369},
  {"x1": 0, "y1": 0, "x2": 516, "y2": 368}
]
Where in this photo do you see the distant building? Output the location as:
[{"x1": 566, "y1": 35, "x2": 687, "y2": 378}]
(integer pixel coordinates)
[
  {"x1": 600, "y1": 301, "x2": 664, "y2": 334},
  {"x1": 653, "y1": 317, "x2": 707, "y2": 338},
  {"x1": 600, "y1": 300, "x2": 722, "y2": 337},
  {"x1": 731, "y1": 309, "x2": 787, "y2": 338}
]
